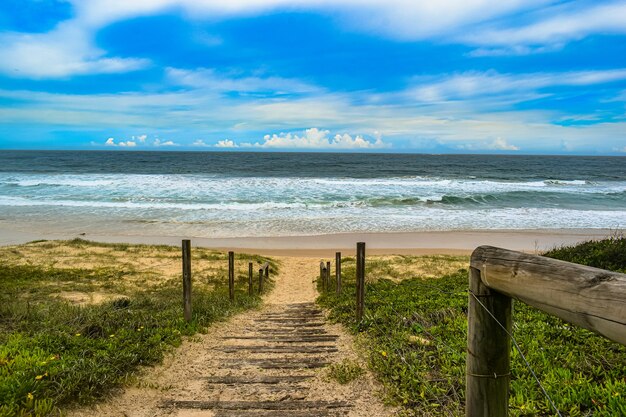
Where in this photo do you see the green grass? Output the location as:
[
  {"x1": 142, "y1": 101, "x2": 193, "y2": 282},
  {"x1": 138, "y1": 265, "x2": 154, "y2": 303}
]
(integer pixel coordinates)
[
  {"x1": 0, "y1": 245, "x2": 276, "y2": 417},
  {"x1": 318, "y1": 239, "x2": 626, "y2": 416},
  {"x1": 325, "y1": 359, "x2": 365, "y2": 384}
]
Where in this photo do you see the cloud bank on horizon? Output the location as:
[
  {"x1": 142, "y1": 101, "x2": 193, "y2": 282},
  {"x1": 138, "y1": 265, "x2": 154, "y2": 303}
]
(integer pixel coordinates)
[{"x1": 0, "y1": 0, "x2": 625, "y2": 154}]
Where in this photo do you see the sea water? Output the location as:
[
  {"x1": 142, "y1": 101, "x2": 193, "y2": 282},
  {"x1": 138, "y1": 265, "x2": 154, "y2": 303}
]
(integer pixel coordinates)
[{"x1": 0, "y1": 151, "x2": 624, "y2": 238}]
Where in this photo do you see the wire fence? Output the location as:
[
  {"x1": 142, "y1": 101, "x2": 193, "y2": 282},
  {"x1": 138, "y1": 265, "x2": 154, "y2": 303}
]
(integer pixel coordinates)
[{"x1": 316, "y1": 252, "x2": 569, "y2": 416}]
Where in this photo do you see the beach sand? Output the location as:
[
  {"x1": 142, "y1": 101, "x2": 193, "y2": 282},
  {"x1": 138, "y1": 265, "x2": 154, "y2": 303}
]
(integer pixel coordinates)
[{"x1": 0, "y1": 226, "x2": 614, "y2": 256}]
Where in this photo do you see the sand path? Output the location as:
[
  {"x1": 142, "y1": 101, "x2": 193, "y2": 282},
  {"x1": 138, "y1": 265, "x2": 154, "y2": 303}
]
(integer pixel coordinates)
[{"x1": 69, "y1": 257, "x2": 392, "y2": 417}]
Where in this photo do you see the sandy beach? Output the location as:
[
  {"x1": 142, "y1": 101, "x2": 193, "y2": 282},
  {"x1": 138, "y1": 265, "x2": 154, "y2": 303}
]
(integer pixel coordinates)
[{"x1": 0, "y1": 225, "x2": 614, "y2": 256}]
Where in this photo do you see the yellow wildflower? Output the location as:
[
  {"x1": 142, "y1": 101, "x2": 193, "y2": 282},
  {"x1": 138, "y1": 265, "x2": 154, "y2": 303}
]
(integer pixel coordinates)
[
  {"x1": 27, "y1": 393, "x2": 34, "y2": 401},
  {"x1": 109, "y1": 334, "x2": 115, "y2": 338},
  {"x1": 75, "y1": 333, "x2": 81, "y2": 337},
  {"x1": 380, "y1": 350, "x2": 387, "y2": 357}
]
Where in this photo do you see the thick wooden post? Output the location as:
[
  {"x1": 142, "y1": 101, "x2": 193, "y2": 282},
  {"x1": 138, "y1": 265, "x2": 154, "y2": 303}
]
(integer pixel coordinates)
[
  {"x1": 182, "y1": 239, "x2": 192, "y2": 322},
  {"x1": 248, "y1": 262, "x2": 253, "y2": 296},
  {"x1": 258, "y1": 268, "x2": 264, "y2": 294},
  {"x1": 228, "y1": 251, "x2": 235, "y2": 301},
  {"x1": 320, "y1": 261, "x2": 325, "y2": 291},
  {"x1": 335, "y1": 252, "x2": 342, "y2": 294},
  {"x1": 466, "y1": 266, "x2": 512, "y2": 417},
  {"x1": 265, "y1": 264, "x2": 269, "y2": 283},
  {"x1": 326, "y1": 261, "x2": 331, "y2": 291},
  {"x1": 356, "y1": 242, "x2": 365, "y2": 322}
]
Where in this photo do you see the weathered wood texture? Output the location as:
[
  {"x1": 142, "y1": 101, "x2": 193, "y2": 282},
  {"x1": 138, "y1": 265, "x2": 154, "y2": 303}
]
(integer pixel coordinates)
[
  {"x1": 181, "y1": 239, "x2": 192, "y2": 322},
  {"x1": 228, "y1": 251, "x2": 235, "y2": 301},
  {"x1": 320, "y1": 261, "x2": 327, "y2": 292},
  {"x1": 356, "y1": 242, "x2": 366, "y2": 321},
  {"x1": 466, "y1": 266, "x2": 512, "y2": 417},
  {"x1": 326, "y1": 261, "x2": 331, "y2": 291},
  {"x1": 258, "y1": 268, "x2": 264, "y2": 294},
  {"x1": 248, "y1": 262, "x2": 253, "y2": 296},
  {"x1": 336, "y1": 251, "x2": 342, "y2": 294},
  {"x1": 471, "y1": 245, "x2": 626, "y2": 346}
]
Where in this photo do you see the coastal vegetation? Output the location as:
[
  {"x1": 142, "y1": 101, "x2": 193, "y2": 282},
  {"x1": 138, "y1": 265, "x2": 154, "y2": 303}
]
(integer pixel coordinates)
[
  {"x1": 0, "y1": 239, "x2": 276, "y2": 417},
  {"x1": 318, "y1": 237, "x2": 626, "y2": 416}
]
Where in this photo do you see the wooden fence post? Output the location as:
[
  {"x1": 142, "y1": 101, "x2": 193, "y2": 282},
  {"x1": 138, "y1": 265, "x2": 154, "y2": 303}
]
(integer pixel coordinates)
[
  {"x1": 228, "y1": 251, "x2": 235, "y2": 301},
  {"x1": 336, "y1": 251, "x2": 342, "y2": 294},
  {"x1": 356, "y1": 242, "x2": 365, "y2": 322},
  {"x1": 466, "y1": 266, "x2": 512, "y2": 417},
  {"x1": 182, "y1": 239, "x2": 192, "y2": 322},
  {"x1": 265, "y1": 264, "x2": 269, "y2": 283},
  {"x1": 248, "y1": 262, "x2": 253, "y2": 296},
  {"x1": 320, "y1": 261, "x2": 325, "y2": 291},
  {"x1": 258, "y1": 268, "x2": 264, "y2": 294},
  {"x1": 326, "y1": 261, "x2": 331, "y2": 291}
]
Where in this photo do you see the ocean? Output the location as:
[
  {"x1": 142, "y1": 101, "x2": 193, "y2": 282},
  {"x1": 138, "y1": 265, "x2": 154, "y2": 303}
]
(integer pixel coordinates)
[{"x1": 0, "y1": 151, "x2": 625, "y2": 238}]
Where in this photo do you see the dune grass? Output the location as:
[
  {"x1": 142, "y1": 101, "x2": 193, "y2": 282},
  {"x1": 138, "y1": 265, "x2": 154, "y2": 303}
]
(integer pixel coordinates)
[
  {"x1": 318, "y1": 239, "x2": 626, "y2": 416},
  {"x1": 0, "y1": 239, "x2": 276, "y2": 417}
]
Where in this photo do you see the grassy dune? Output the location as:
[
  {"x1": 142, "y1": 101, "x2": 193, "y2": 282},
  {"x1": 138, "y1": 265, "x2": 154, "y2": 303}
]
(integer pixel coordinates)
[
  {"x1": 318, "y1": 238, "x2": 626, "y2": 416},
  {"x1": 0, "y1": 239, "x2": 277, "y2": 417}
]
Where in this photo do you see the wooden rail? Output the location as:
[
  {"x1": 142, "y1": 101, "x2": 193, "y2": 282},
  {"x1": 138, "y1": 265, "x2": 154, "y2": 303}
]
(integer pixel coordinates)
[
  {"x1": 467, "y1": 245, "x2": 626, "y2": 416},
  {"x1": 259, "y1": 261, "x2": 270, "y2": 294}
]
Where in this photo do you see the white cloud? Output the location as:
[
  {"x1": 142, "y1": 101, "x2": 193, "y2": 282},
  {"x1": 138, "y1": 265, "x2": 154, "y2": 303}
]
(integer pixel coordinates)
[
  {"x1": 487, "y1": 137, "x2": 519, "y2": 151},
  {"x1": 0, "y1": 24, "x2": 149, "y2": 78},
  {"x1": 103, "y1": 137, "x2": 137, "y2": 147},
  {"x1": 153, "y1": 138, "x2": 178, "y2": 146},
  {"x1": 192, "y1": 139, "x2": 209, "y2": 147},
  {"x1": 242, "y1": 127, "x2": 389, "y2": 149},
  {"x1": 409, "y1": 69, "x2": 626, "y2": 102},
  {"x1": 215, "y1": 139, "x2": 238, "y2": 148},
  {"x1": 463, "y1": 2, "x2": 626, "y2": 49},
  {"x1": 134, "y1": 134, "x2": 148, "y2": 142},
  {"x1": 0, "y1": 0, "x2": 568, "y2": 79},
  {"x1": 166, "y1": 67, "x2": 320, "y2": 95},
  {"x1": 458, "y1": 137, "x2": 520, "y2": 151}
]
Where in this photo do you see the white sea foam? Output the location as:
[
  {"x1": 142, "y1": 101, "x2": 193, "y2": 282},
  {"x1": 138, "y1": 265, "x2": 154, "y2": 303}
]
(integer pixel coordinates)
[{"x1": 1, "y1": 172, "x2": 624, "y2": 236}]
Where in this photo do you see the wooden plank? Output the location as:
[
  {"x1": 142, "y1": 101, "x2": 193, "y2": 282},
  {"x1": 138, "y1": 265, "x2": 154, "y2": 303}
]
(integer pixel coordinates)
[
  {"x1": 219, "y1": 346, "x2": 338, "y2": 353},
  {"x1": 220, "y1": 358, "x2": 330, "y2": 369},
  {"x1": 221, "y1": 336, "x2": 339, "y2": 342},
  {"x1": 228, "y1": 251, "x2": 235, "y2": 301},
  {"x1": 466, "y1": 266, "x2": 511, "y2": 417},
  {"x1": 181, "y1": 239, "x2": 192, "y2": 322},
  {"x1": 206, "y1": 375, "x2": 314, "y2": 384},
  {"x1": 215, "y1": 410, "x2": 345, "y2": 417},
  {"x1": 163, "y1": 400, "x2": 350, "y2": 410},
  {"x1": 471, "y1": 245, "x2": 626, "y2": 346}
]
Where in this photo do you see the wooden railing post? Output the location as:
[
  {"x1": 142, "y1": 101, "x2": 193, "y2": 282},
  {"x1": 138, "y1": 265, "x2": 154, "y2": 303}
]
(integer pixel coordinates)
[
  {"x1": 258, "y1": 268, "x2": 264, "y2": 294},
  {"x1": 182, "y1": 239, "x2": 192, "y2": 322},
  {"x1": 228, "y1": 251, "x2": 235, "y2": 301},
  {"x1": 248, "y1": 262, "x2": 253, "y2": 296},
  {"x1": 320, "y1": 261, "x2": 326, "y2": 291},
  {"x1": 326, "y1": 261, "x2": 331, "y2": 291},
  {"x1": 336, "y1": 251, "x2": 342, "y2": 294},
  {"x1": 466, "y1": 266, "x2": 512, "y2": 417},
  {"x1": 265, "y1": 263, "x2": 269, "y2": 283},
  {"x1": 356, "y1": 242, "x2": 365, "y2": 322}
]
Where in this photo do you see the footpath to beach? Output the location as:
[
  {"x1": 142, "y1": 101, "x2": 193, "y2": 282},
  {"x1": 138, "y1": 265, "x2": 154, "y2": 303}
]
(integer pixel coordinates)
[{"x1": 69, "y1": 257, "x2": 392, "y2": 417}]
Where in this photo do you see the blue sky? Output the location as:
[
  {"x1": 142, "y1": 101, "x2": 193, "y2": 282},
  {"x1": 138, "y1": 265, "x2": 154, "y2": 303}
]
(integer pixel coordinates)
[{"x1": 1, "y1": 1, "x2": 626, "y2": 154}]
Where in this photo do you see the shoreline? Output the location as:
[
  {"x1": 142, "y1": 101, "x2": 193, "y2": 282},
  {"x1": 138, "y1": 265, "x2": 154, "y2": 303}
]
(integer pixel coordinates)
[{"x1": 0, "y1": 227, "x2": 615, "y2": 257}]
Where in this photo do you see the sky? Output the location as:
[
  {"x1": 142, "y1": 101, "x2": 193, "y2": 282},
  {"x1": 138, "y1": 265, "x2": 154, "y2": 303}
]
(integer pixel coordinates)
[{"x1": 0, "y1": 1, "x2": 626, "y2": 154}]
